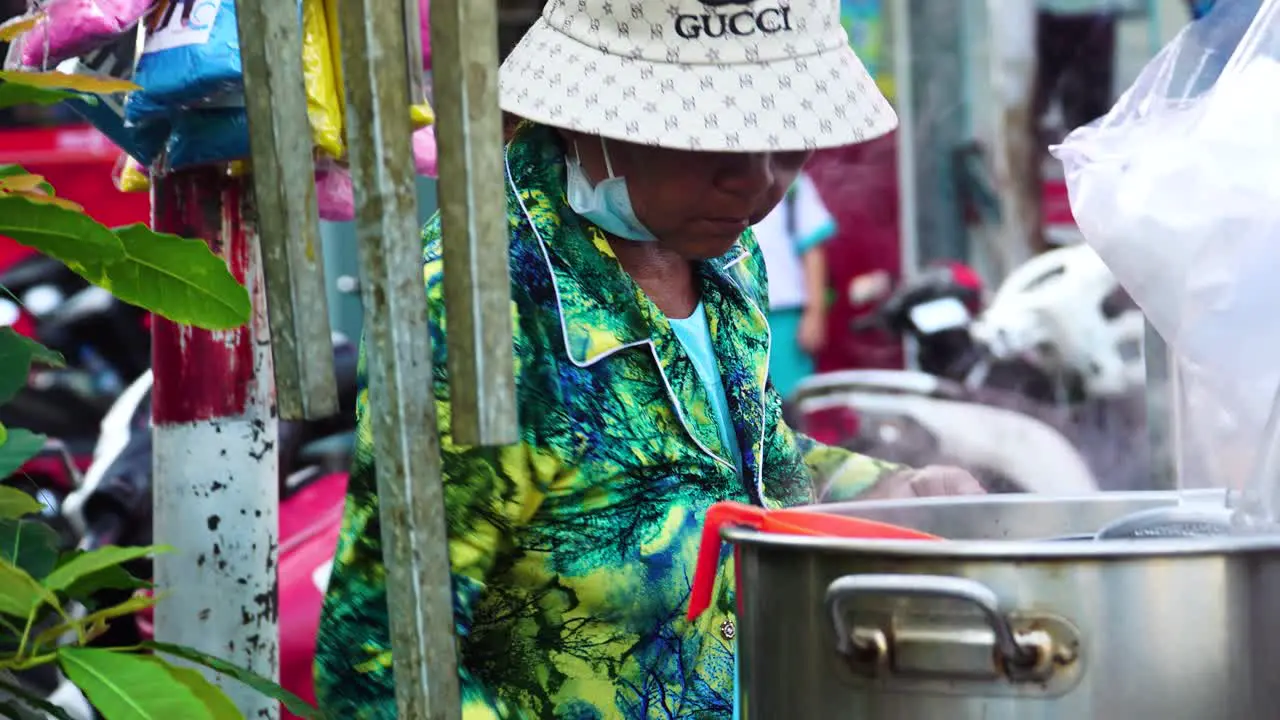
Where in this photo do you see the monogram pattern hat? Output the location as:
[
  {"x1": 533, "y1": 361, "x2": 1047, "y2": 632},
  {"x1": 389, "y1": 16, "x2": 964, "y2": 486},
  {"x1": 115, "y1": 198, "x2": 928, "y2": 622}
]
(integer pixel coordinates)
[{"x1": 499, "y1": 0, "x2": 898, "y2": 152}]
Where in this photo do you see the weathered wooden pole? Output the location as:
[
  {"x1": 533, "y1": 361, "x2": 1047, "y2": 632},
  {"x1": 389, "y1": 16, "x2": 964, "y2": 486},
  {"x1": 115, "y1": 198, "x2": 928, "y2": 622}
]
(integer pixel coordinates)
[{"x1": 236, "y1": 0, "x2": 339, "y2": 422}]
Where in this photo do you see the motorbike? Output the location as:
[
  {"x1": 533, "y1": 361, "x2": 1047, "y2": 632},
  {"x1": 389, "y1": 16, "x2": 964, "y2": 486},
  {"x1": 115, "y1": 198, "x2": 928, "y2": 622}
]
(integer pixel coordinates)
[
  {"x1": 0, "y1": 253, "x2": 151, "y2": 521},
  {"x1": 805, "y1": 246, "x2": 1147, "y2": 492},
  {"x1": 51, "y1": 337, "x2": 359, "y2": 720}
]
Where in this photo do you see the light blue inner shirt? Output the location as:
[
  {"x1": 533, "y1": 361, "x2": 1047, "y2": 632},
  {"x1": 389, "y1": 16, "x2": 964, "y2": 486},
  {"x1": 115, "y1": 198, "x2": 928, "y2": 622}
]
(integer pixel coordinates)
[
  {"x1": 667, "y1": 300, "x2": 744, "y2": 720},
  {"x1": 667, "y1": 302, "x2": 744, "y2": 475}
]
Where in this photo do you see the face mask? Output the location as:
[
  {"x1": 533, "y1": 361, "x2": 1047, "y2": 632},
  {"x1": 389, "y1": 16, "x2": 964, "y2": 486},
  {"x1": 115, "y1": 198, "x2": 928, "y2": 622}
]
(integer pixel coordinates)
[{"x1": 565, "y1": 138, "x2": 658, "y2": 242}]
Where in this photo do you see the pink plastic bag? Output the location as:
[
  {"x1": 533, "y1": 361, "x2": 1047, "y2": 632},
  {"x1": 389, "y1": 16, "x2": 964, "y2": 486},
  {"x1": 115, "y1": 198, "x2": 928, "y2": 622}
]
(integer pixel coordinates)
[
  {"x1": 19, "y1": 0, "x2": 155, "y2": 68},
  {"x1": 412, "y1": 125, "x2": 438, "y2": 178},
  {"x1": 420, "y1": 0, "x2": 431, "y2": 71},
  {"x1": 315, "y1": 163, "x2": 354, "y2": 222}
]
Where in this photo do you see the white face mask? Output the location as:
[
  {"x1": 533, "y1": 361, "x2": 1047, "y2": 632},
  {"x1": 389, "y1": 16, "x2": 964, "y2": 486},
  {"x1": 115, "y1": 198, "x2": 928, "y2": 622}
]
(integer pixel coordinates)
[{"x1": 564, "y1": 138, "x2": 658, "y2": 242}]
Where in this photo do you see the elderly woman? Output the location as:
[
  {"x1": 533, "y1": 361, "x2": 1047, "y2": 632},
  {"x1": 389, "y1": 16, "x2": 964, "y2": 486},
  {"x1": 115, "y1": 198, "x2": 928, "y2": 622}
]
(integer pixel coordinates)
[{"x1": 315, "y1": 0, "x2": 983, "y2": 717}]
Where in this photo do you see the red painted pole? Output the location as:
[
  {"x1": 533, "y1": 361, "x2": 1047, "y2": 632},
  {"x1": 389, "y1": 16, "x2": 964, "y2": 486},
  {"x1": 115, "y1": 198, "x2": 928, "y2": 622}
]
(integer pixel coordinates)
[{"x1": 150, "y1": 169, "x2": 280, "y2": 719}]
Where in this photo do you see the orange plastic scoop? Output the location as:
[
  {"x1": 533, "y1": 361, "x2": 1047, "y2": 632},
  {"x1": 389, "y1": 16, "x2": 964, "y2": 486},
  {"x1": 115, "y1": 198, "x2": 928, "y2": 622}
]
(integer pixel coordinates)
[{"x1": 686, "y1": 501, "x2": 940, "y2": 621}]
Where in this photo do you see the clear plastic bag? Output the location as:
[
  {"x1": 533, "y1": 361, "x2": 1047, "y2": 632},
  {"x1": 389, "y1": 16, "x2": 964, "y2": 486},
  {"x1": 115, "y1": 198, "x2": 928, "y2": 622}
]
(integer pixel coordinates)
[{"x1": 1053, "y1": 0, "x2": 1280, "y2": 495}]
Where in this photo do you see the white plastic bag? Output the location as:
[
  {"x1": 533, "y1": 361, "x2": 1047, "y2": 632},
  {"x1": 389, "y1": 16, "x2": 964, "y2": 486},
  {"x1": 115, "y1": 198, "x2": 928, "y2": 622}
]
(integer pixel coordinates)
[{"x1": 1054, "y1": 0, "x2": 1280, "y2": 495}]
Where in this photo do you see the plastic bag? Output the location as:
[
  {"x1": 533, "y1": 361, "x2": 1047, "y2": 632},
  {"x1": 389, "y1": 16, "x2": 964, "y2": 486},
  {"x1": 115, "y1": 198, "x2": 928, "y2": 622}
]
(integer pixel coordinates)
[
  {"x1": 125, "y1": 0, "x2": 242, "y2": 123},
  {"x1": 1053, "y1": 0, "x2": 1277, "y2": 495},
  {"x1": 420, "y1": 0, "x2": 431, "y2": 71},
  {"x1": 16, "y1": 0, "x2": 154, "y2": 69},
  {"x1": 302, "y1": 0, "x2": 344, "y2": 160},
  {"x1": 165, "y1": 107, "x2": 249, "y2": 170},
  {"x1": 54, "y1": 24, "x2": 170, "y2": 165},
  {"x1": 112, "y1": 152, "x2": 150, "y2": 192},
  {"x1": 412, "y1": 125, "x2": 438, "y2": 178},
  {"x1": 315, "y1": 160, "x2": 353, "y2": 222}
]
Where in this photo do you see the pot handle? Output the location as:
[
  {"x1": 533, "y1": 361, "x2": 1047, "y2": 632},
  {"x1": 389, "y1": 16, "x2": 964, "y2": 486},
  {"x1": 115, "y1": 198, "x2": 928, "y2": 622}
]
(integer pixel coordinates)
[{"x1": 825, "y1": 574, "x2": 1038, "y2": 668}]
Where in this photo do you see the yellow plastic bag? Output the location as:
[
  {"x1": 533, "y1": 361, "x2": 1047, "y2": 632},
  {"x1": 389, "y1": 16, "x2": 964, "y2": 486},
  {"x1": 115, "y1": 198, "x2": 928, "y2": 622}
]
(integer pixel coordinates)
[
  {"x1": 112, "y1": 154, "x2": 150, "y2": 194},
  {"x1": 320, "y1": 0, "x2": 432, "y2": 133},
  {"x1": 322, "y1": 0, "x2": 345, "y2": 121},
  {"x1": 303, "y1": 0, "x2": 345, "y2": 160},
  {"x1": 410, "y1": 101, "x2": 435, "y2": 128}
]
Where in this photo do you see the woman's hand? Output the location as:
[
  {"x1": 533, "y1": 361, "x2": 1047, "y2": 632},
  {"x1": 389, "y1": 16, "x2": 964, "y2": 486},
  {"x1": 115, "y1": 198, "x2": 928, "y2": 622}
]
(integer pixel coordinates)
[
  {"x1": 858, "y1": 465, "x2": 987, "y2": 500},
  {"x1": 797, "y1": 306, "x2": 827, "y2": 354}
]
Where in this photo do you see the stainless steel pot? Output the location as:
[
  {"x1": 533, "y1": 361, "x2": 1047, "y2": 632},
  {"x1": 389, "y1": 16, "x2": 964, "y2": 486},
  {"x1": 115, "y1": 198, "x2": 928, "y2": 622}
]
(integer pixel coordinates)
[{"x1": 728, "y1": 491, "x2": 1280, "y2": 719}]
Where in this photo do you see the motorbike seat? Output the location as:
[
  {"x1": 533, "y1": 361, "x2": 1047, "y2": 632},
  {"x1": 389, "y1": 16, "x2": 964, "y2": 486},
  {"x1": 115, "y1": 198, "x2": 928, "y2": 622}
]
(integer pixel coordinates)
[{"x1": 297, "y1": 431, "x2": 355, "y2": 470}]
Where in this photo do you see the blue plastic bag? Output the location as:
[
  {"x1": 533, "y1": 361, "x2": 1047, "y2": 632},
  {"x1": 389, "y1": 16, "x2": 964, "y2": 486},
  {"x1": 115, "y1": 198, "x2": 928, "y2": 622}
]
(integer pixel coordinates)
[
  {"x1": 125, "y1": 0, "x2": 243, "y2": 124},
  {"x1": 57, "y1": 24, "x2": 170, "y2": 165},
  {"x1": 165, "y1": 106, "x2": 250, "y2": 170}
]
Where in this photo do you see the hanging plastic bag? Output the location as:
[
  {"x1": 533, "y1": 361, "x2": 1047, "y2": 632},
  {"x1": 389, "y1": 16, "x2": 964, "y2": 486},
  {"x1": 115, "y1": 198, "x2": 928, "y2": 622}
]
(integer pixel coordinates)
[
  {"x1": 302, "y1": 0, "x2": 344, "y2": 160},
  {"x1": 412, "y1": 125, "x2": 437, "y2": 178},
  {"x1": 125, "y1": 0, "x2": 242, "y2": 123},
  {"x1": 315, "y1": 159, "x2": 353, "y2": 222},
  {"x1": 165, "y1": 106, "x2": 249, "y2": 170},
  {"x1": 112, "y1": 152, "x2": 150, "y2": 192},
  {"x1": 1052, "y1": 0, "x2": 1277, "y2": 493},
  {"x1": 419, "y1": 0, "x2": 431, "y2": 71},
  {"x1": 51, "y1": 23, "x2": 170, "y2": 166},
  {"x1": 16, "y1": 0, "x2": 154, "y2": 69}
]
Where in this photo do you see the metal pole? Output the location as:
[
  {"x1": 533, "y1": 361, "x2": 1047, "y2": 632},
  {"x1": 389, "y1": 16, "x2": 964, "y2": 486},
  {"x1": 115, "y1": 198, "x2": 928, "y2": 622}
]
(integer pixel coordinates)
[
  {"x1": 150, "y1": 169, "x2": 280, "y2": 719},
  {"x1": 334, "y1": 1, "x2": 461, "y2": 717},
  {"x1": 899, "y1": 0, "x2": 968, "y2": 267},
  {"x1": 236, "y1": 0, "x2": 338, "y2": 422},
  {"x1": 1144, "y1": 321, "x2": 1176, "y2": 489},
  {"x1": 430, "y1": 0, "x2": 518, "y2": 447},
  {"x1": 889, "y1": 0, "x2": 919, "y2": 278},
  {"x1": 983, "y1": 0, "x2": 1039, "y2": 279}
]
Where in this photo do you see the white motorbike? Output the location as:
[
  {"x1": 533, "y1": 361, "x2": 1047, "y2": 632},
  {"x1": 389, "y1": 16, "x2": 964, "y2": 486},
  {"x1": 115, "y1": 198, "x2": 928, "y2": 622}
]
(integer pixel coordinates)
[{"x1": 799, "y1": 244, "x2": 1150, "y2": 494}]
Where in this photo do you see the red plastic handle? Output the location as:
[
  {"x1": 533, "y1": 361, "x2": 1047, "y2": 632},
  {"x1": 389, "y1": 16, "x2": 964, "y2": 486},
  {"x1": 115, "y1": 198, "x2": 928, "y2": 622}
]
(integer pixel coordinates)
[{"x1": 686, "y1": 502, "x2": 940, "y2": 622}]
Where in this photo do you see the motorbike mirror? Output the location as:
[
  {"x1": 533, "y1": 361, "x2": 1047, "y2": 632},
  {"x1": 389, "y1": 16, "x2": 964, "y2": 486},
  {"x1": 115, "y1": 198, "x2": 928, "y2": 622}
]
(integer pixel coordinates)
[{"x1": 31, "y1": 438, "x2": 82, "y2": 489}]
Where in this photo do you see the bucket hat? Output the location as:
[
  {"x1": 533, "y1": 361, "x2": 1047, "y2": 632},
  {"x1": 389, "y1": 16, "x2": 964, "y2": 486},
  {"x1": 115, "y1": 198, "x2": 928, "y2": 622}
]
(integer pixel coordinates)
[{"x1": 499, "y1": 0, "x2": 898, "y2": 152}]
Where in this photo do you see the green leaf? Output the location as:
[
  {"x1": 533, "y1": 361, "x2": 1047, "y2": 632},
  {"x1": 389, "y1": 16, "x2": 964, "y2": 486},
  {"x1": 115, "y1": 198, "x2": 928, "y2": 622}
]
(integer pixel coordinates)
[
  {"x1": 0, "y1": 71, "x2": 139, "y2": 95},
  {"x1": 0, "y1": 429, "x2": 47, "y2": 479},
  {"x1": 0, "y1": 517, "x2": 60, "y2": 580},
  {"x1": 33, "y1": 592, "x2": 159, "y2": 649},
  {"x1": 58, "y1": 553, "x2": 149, "y2": 602},
  {"x1": 0, "y1": 486, "x2": 41, "y2": 519},
  {"x1": 58, "y1": 647, "x2": 214, "y2": 720},
  {"x1": 0, "y1": 165, "x2": 53, "y2": 196},
  {"x1": 0, "y1": 195, "x2": 124, "y2": 281},
  {"x1": 97, "y1": 225, "x2": 251, "y2": 331},
  {"x1": 0, "y1": 557, "x2": 58, "y2": 617},
  {"x1": 11, "y1": 334, "x2": 63, "y2": 369},
  {"x1": 148, "y1": 657, "x2": 242, "y2": 720},
  {"x1": 0, "y1": 81, "x2": 86, "y2": 110},
  {"x1": 42, "y1": 545, "x2": 172, "y2": 594},
  {"x1": 0, "y1": 675, "x2": 78, "y2": 720},
  {"x1": 145, "y1": 641, "x2": 325, "y2": 719},
  {"x1": 0, "y1": 329, "x2": 64, "y2": 404}
]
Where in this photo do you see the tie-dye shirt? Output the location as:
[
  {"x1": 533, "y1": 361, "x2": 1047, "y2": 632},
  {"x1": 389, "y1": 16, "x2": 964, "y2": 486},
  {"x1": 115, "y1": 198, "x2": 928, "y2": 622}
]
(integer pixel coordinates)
[{"x1": 313, "y1": 123, "x2": 902, "y2": 719}]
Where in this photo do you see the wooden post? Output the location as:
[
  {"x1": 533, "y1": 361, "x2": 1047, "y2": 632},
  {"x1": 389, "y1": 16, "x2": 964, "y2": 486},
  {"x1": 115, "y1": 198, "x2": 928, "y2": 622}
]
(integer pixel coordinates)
[
  {"x1": 430, "y1": 0, "x2": 518, "y2": 447},
  {"x1": 333, "y1": 0, "x2": 466, "y2": 715},
  {"x1": 236, "y1": 0, "x2": 339, "y2": 422}
]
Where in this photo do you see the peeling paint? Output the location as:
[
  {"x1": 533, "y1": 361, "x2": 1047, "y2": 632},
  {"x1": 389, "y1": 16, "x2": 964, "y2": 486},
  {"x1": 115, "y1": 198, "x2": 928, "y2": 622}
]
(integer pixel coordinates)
[{"x1": 152, "y1": 171, "x2": 280, "y2": 719}]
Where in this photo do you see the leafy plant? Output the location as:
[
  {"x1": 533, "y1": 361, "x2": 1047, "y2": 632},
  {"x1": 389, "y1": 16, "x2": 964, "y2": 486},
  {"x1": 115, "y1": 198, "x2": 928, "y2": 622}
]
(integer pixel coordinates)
[
  {"x1": 0, "y1": 486, "x2": 324, "y2": 719},
  {"x1": 0, "y1": 65, "x2": 316, "y2": 719}
]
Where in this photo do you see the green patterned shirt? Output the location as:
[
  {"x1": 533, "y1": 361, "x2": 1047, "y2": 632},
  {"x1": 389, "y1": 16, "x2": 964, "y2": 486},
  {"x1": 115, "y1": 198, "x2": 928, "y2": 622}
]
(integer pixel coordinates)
[{"x1": 314, "y1": 123, "x2": 902, "y2": 719}]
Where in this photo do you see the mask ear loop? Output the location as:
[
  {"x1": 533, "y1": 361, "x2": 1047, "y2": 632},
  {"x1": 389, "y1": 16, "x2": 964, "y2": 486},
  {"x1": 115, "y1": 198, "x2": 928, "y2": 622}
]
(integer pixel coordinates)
[{"x1": 600, "y1": 137, "x2": 617, "y2": 179}]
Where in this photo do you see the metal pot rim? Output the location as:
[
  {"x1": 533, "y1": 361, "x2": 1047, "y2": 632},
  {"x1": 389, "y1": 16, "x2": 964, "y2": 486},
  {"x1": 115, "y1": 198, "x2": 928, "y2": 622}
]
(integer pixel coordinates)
[
  {"x1": 726, "y1": 491, "x2": 1280, "y2": 558},
  {"x1": 720, "y1": 525, "x2": 1280, "y2": 559}
]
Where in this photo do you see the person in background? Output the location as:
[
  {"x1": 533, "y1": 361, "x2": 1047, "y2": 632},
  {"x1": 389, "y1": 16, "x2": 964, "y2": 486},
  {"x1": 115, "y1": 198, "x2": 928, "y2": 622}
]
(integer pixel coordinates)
[{"x1": 752, "y1": 172, "x2": 837, "y2": 401}]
